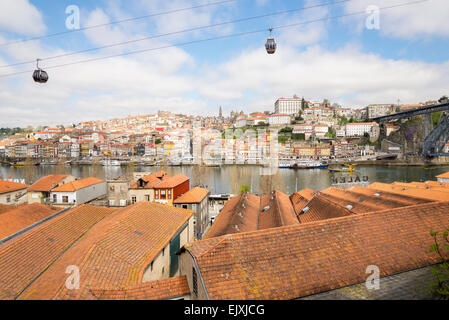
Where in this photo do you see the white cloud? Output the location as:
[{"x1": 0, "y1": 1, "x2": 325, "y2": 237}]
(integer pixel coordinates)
[
  {"x1": 277, "y1": 0, "x2": 329, "y2": 47},
  {"x1": 2, "y1": 42, "x2": 448, "y2": 126},
  {"x1": 135, "y1": 0, "x2": 237, "y2": 39},
  {"x1": 1, "y1": 0, "x2": 448, "y2": 127},
  {"x1": 344, "y1": 0, "x2": 449, "y2": 38},
  {"x1": 196, "y1": 44, "x2": 449, "y2": 111},
  {"x1": 0, "y1": 0, "x2": 46, "y2": 36}
]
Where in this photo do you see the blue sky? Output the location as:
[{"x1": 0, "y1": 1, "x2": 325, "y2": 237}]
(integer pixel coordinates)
[{"x1": 0, "y1": 0, "x2": 448, "y2": 127}]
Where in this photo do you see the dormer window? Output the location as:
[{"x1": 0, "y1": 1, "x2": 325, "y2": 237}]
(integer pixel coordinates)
[{"x1": 139, "y1": 179, "x2": 145, "y2": 188}]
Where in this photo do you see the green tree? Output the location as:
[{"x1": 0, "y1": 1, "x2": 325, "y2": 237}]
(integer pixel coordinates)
[
  {"x1": 155, "y1": 138, "x2": 162, "y2": 145},
  {"x1": 279, "y1": 127, "x2": 293, "y2": 134},
  {"x1": 429, "y1": 229, "x2": 449, "y2": 298},
  {"x1": 301, "y1": 97, "x2": 308, "y2": 110},
  {"x1": 325, "y1": 127, "x2": 336, "y2": 139},
  {"x1": 432, "y1": 112, "x2": 442, "y2": 127},
  {"x1": 438, "y1": 95, "x2": 448, "y2": 103},
  {"x1": 239, "y1": 184, "x2": 251, "y2": 194},
  {"x1": 292, "y1": 133, "x2": 305, "y2": 141}
]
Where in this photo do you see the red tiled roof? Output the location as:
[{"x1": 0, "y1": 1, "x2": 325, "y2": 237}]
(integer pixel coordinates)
[
  {"x1": 0, "y1": 205, "x2": 114, "y2": 300},
  {"x1": 205, "y1": 191, "x2": 298, "y2": 239},
  {"x1": 154, "y1": 174, "x2": 189, "y2": 189},
  {"x1": 297, "y1": 194, "x2": 353, "y2": 224},
  {"x1": 0, "y1": 204, "x2": 13, "y2": 215},
  {"x1": 90, "y1": 276, "x2": 190, "y2": 300},
  {"x1": 173, "y1": 187, "x2": 210, "y2": 204},
  {"x1": 0, "y1": 180, "x2": 28, "y2": 195},
  {"x1": 130, "y1": 172, "x2": 166, "y2": 189},
  {"x1": 369, "y1": 182, "x2": 449, "y2": 201},
  {"x1": 0, "y1": 204, "x2": 60, "y2": 239},
  {"x1": 259, "y1": 190, "x2": 298, "y2": 229},
  {"x1": 436, "y1": 172, "x2": 449, "y2": 179},
  {"x1": 28, "y1": 175, "x2": 71, "y2": 192},
  {"x1": 19, "y1": 202, "x2": 193, "y2": 300},
  {"x1": 51, "y1": 177, "x2": 104, "y2": 192},
  {"x1": 206, "y1": 193, "x2": 260, "y2": 239},
  {"x1": 184, "y1": 201, "x2": 449, "y2": 300}
]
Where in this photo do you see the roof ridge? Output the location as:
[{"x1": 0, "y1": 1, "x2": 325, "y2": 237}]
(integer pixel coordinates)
[
  {"x1": 315, "y1": 192, "x2": 356, "y2": 215},
  {"x1": 188, "y1": 236, "x2": 229, "y2": 259},
  {"x1": 191, "y1": 200, "x2": 449, "y2": 247}
]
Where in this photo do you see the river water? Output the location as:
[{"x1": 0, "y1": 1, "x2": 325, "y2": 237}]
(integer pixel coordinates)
[{"x1": 1, "y1": 164, "x2": 449, "y2": 195}]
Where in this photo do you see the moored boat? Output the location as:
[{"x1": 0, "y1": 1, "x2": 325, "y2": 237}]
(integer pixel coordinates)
[
  {"x1": 291, "y1": 159, "x2": 328, "y2": 169},
  {"x1": 101, "y1": 159, "x2": 121, "y2": 166},
  {"x1": 328, "y1": 164, "x2": 356, "y2": 172}
]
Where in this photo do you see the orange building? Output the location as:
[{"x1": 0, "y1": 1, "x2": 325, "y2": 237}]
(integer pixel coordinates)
[{"x1": 154, "y1": 174, "x2": 190, "y2": 206}]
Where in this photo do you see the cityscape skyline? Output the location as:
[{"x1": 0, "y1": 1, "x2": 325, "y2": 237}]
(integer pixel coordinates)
[
  {"x1": 1, "y1": 0, "x2": 449, "y2": 305},
  {"x1": 1, "y1": 0, "x2": 448, "y2": 127}
]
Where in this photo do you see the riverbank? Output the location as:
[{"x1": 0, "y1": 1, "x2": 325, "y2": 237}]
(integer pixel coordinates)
[
  {"x1": 2, "y1": 163, "x2": 449, "y2": 196},
  {"x1": 334, "y1": 156, "x2": 449, "y2": 167}
]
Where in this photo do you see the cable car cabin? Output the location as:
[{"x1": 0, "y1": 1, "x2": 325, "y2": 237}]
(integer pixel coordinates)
[
  {"x1": 33, "y1": 69, "x2": 49, "y2": 83},
  {"x1": 265, "y1": 37, "x2": 276, "y2": 54}
]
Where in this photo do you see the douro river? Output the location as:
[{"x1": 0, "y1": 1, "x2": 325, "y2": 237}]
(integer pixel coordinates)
[{"x1": 2, "y1": 164, "x2": 449, "y2": 195}]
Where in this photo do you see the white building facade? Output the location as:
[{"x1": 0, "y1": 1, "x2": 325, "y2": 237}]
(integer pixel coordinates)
[
  {"x1": 275, "y1": 97, "x2": 302, "y2": 115},
  {"x1": 50, "y1": 178, "x2": 107, "y2": 207},
  {"x1": 345, "y1": 122, "x2": 378, "y2": 137},
  {"x1": 268, "y1": 114, "x2": 291, "y2": 126}
]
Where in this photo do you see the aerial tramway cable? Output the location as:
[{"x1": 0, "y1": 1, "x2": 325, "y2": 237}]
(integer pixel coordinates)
[
  {"x1": 0, "y1": 0, "x2": 354, "y2": 69},
  {"x1": 0, "y1": 0, "x2": 432, "y2": 80}
]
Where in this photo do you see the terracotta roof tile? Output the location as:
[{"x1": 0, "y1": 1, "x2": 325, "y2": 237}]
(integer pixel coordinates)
[
  {"x1": 0, "y1": 204, "x2": 60, "y2": 239},
  {"x1": 425, "y1": 180, "x2": 449, "y2": 188},
  {"x1": 320, "y1": 187, "x2": 432, "y2": 213},
  {"x1": 436, "y1": 171, "x2": 449, "y2": 179},
  {"x1": 206, "y1": 191, "x2": 298, "y2": 239},
  {"x1": 90, "y1": 276, "x2": 190, "y2": 300},
  {"x1": 0, "y1": 204, "x2": 13, "y2": 215},
  {"x1": 28, "y1": 175, "x2": 71, "y2": 192},
  {"x1": 0, "y1": 180, "x2": 28, "y2": 195},
  {"x1": 392, "y1": 181, "x2": 449, "y2": 193},
  {"x1": 0, "y1": 205, "x2": 114, "y2": 300},
  {"x1": 173, "y1": 187, "x2": 210, "y2": 204},
  {"x1": 289, "y1": 192, "x2": 310, "y2": 215},
  {"x1": 297, "y1": 194, "x2": 354, "y2": 223},
  {"x1": 130, "y1": 171, "x2": 167, "y2": 189},
  {"x1": 19, "y1": 202, "x2": 193, "y2": 300},
  {"x1": 258, "y1": 190, "x2": 298, "y2": 229},
  {"x1": 369, "y1": 182, "x2": 449, "y2": 201},
  {"x1": 154, "y1": 174, "x2": 189, "y2": 189},
  {"x1": 205, "y1": 194, "x2": 260, "y2": 239},
  {"x1": 184, "y1": 201, "x2": 449, "y2": 300},
  {"x1": 51, "y1": 177, "x2": 104, "y2": 192}
]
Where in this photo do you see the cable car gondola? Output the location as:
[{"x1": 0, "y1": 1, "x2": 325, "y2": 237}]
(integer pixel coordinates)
[
  {"x1": 265, "y1": 28, "x2": 276, "y2": 54},
  {"x1": 32, "y1": 59, "x2": 49, "y2": 83}
]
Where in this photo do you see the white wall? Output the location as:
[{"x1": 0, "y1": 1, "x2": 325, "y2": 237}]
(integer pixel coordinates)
[{"x1": 51, "y1": 182, "x2": 107, "y2": 205}]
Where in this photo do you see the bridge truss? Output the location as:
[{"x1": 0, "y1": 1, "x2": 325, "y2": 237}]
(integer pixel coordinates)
[{"x1": 371, "y1": 102, "x2": 449, "y2": 158}]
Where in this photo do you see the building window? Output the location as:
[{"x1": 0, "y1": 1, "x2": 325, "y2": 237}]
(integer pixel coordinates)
[
  {"x1": 145, "y1": 195, "x2": 150, "y2": 202},
  {"x1": 155, "y1": 190, "x2": 159, "y2": 199},
  {"x1": 6, "y1": 195, "x2": 11, "y2": 203},
  {"x1": 192, "y1": 267, "x2": 198, "y2": 298},
  {"x1": 182, "y1": 205, "x2": 188, "y2": 209},
  {"x1": 168, "y1": 189, "x2": 172, "y2": 199},
  {"x1": 160, "y1": 190, "x2": 166, "y2": 200},
  {"x1": 63, "y1": 196, "x2": 69, "y2": 203},
  {"x1": 151, "y1": 261, "x2": 154, "y2": 272},
  {"x1": 162, "y1": 248, "x2": 165, "y2": 256},
  {"x1": 110, "y1": 186, "x2": 115, "y2": 192},
  {"x1": 132, "y1": 196, "x2": 137, "y2": 204},
  {"x1": 53, "y1": 194, "x2": 57, "y2": 203}
]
